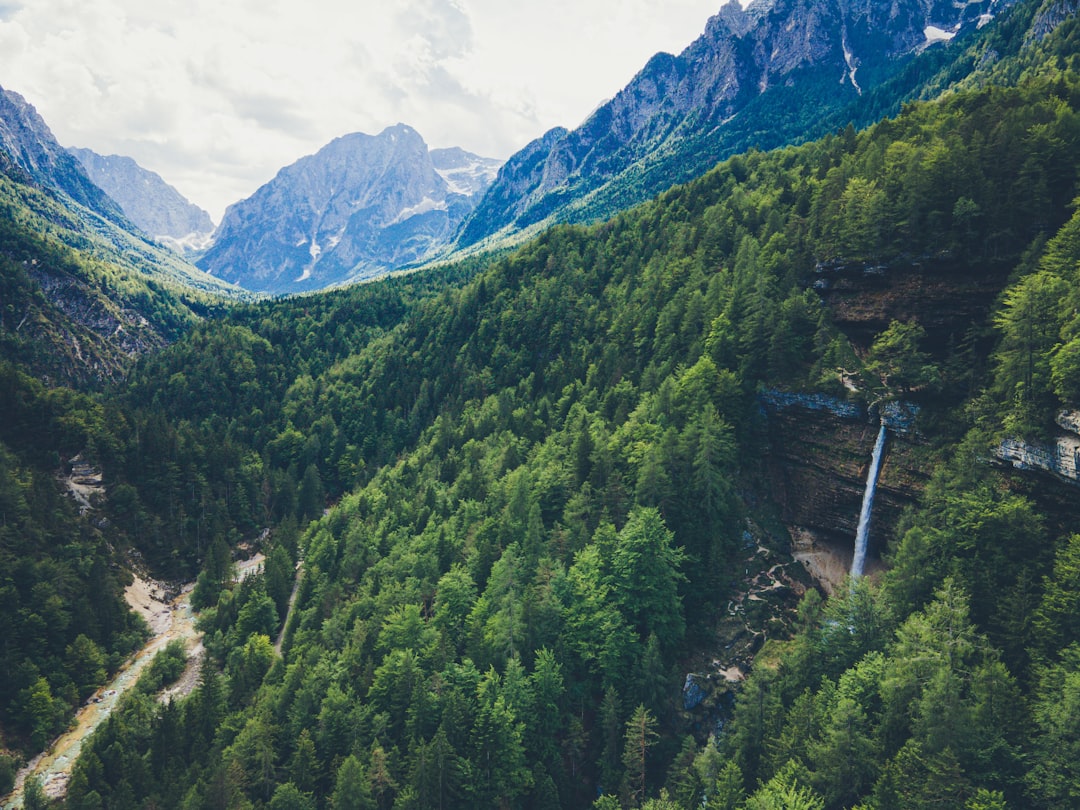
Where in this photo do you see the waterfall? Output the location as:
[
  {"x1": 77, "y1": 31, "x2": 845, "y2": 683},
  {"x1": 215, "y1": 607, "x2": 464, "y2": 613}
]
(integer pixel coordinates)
[{"x1": 851, "y1": 423, "x2": 887, "y2": 578}]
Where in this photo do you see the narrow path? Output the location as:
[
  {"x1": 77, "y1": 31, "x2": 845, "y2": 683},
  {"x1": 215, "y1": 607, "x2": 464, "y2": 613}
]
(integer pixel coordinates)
[{"x1": 275, "y1": 559, "x2": 303, "y2": 656}]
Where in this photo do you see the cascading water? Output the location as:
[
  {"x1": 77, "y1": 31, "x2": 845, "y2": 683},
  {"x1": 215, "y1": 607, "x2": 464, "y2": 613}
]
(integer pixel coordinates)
[{"x1": 851, "y1": 423, "x2": 887, "y2": 578}]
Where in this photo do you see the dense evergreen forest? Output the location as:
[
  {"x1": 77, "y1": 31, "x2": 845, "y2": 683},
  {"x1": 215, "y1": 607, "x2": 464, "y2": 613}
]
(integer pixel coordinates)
[{"x1": 4, "y1": 2, "x2": 1080, "y2": 808}]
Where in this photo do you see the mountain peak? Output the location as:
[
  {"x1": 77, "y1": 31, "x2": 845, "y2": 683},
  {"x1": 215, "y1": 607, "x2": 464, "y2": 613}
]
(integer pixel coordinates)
[
  {"x1": 199, "y1": 126, "x2": 500, "y2": 293},
  {"x1": 454, "y1": 0, "x2": 1020, "y2": 250},
  {"x1": 714, "y1": 0, "x2": 754, "y2": 34}
]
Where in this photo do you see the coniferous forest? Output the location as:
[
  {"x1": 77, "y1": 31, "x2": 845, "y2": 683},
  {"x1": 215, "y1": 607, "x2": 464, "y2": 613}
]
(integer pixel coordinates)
[{"x1": 4, "y1": 2, "x2": 1080, "y2": 809}]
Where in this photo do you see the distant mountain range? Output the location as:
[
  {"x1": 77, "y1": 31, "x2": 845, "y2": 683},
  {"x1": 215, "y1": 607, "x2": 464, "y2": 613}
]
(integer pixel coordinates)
[
  {"x1": 454, "y1": 0, "x2": 1020, "y2": 250},
  {"x1": 196, "y1": 125, "x2": 501, "y2": 294},
  {"x1": 0, "y1": 0, "x2": 1036, "y2": 301},
  {"x1": 190, "y1": 0, "x2": 1024, "y2": 294},
  {"x1": 69, "y1": 147, "x2": 215, "y2": 253}
]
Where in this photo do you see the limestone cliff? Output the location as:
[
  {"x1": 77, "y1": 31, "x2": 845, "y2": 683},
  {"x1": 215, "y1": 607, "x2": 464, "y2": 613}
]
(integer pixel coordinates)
[
  {"x1": 995, "y1": 409, "x2": 1080, "y2": 484},
  {"x1": 812, "y1": 257, "x2": 1013, "y2": 351}
]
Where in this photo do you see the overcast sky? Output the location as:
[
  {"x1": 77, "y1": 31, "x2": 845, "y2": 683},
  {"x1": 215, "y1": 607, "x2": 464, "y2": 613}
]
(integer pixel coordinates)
[{"x1": 0, "y1": 0, "x2": 730, "y2": 223}]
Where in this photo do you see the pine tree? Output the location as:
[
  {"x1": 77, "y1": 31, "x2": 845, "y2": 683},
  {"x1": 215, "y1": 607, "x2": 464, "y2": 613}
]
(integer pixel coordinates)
[
  {"x1": 622, "y1": 704, "x2": 659, "y2": 807},
  {"x1": 332, "y1": 754, "x2": 374, "y2": 810}
]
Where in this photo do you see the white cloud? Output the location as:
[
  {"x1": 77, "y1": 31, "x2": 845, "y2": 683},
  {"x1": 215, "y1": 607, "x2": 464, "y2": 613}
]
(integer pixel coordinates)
[{"x1": 0, "y1": 0, "x2": 726, "y2": 222}]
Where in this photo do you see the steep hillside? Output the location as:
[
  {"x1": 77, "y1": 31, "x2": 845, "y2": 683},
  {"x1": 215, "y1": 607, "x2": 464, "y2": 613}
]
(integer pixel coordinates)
[
  {"x1": 0, "y1": 170, "x2": 248, "y2": 386},
  {"x1": 0, "y1": 89, "x2": 252, "y2": 385},
  {"x1": 198, "y1": 125, "x2": 500, "y2": 294},
  {"x1": 0, "y1": 85, "x2": 127, "y2": 225},
  {"x1": 0, "y1": 363, "x2": 150, "y2": 775}
]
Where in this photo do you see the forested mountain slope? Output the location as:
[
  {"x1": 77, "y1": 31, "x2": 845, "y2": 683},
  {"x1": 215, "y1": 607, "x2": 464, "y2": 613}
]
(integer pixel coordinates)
[
  {"x1": 0, "y1": 259, "x2": 466, "y2": 787},
  {"x1": 0, "y1": 88, "x2": 250, "y2": 387},
  {"x1": 0, "y1": 86, "x2": 127, "y2": 227},
  {"x1": 0, "y1": 90, "x2": 254, "y2": 782},
  {"x1": 0, "y1": 178, "x2": 226, "y2": 387},
  {"x1": 43, "y1": 7, "x2": 1080, "y2": 807}
]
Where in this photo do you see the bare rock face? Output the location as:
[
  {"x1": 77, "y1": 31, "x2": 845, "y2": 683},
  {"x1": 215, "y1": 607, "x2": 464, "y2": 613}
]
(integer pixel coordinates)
[
  {"x1": 198, "y1": 125, "x2": 500, "y2": 294},
  {"x1": 812, "y1": 257, "x2": 1013, "y2": 352},
  {"x1": 995, "y1": 410, "x2": 1080, "y2": 484},
  {"x1": 68, "y1": 148, "x2": 215, "y2": 248}
]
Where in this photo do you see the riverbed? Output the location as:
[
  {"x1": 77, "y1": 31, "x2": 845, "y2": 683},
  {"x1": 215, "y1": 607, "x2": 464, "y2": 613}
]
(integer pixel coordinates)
[{"x1": 2, "y1": 555, "x2": 264, "y2": 808}]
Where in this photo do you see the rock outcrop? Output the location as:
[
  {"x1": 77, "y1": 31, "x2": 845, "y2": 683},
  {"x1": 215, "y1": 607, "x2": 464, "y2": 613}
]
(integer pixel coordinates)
[
  {"x1": 812, "y1": 257, "x2": 1013, "y2": 352},
  {"x1": 995, "y1": 409, "x2": 1080, "y2": 484}
]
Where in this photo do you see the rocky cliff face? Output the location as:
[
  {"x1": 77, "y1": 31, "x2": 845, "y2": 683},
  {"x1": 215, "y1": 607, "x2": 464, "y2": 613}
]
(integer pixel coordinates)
[
  {"x1": 762, "y1": 392, "x2": 928, "y2": 590},
  {"x1": 996, "y1": 410, "x2": 1080, "y2": 483},
  {"x1": 17, "y1": 259, "x2": 168, "y2": 386},
  {"x1": 0, "y1": 85, "x2": 127, "y2": 224},
  {"x1": 812, "y1": 257, "x2": 1014, "y2": 351},
  {"x1": 198, "y1": 125, "x2": 500, "y2": 294},
  {"x1": 456, "y1": 0, "x2": 1016, "y2": 249},
  {"x1": 68, "y1": 148, "x2": 215, "y2": 250}
]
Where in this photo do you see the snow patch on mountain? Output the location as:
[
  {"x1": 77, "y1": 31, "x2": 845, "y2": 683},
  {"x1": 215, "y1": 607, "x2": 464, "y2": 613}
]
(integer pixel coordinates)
[
  {"x1": 157, "y1": 231, "x2": 215, "y2": 254},
  {"x1": 392, "y1": 197, "x2": 448, "y2": 225},
  {"x1": 924, "y1": 25, "x2": 958, "y2": 45},
  {"x1": 841, "y1": 28, "x2": 861, "y2": 94},
  {"x1": 431, "y1": 147, "x2": 502, "y2": 196}
]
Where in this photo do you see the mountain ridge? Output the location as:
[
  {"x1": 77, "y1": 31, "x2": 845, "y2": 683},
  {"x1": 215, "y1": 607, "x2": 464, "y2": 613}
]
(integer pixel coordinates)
[
  {"x1": 0, "y1": 84, "x2": 129, "y2": 226},
  {"x1": 68, "y1": 147, "x2": 215, "y2": 253},
  {"x1": 0, "y1": 86, "x2": 251, "y2": 385},
  {"x1": 454, "y1": 0, "x2": 1020, "y2": 250}
]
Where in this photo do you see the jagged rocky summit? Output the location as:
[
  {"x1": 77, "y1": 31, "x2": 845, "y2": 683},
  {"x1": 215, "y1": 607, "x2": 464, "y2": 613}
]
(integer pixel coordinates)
[
  {"x1": 197, "y1": 125, "x2": 501, "y2": 295},
  {"x1": 455, "y1": 0, "x2": 1017, "y2": 249},
  {"x1": 69, "y1": 148, "x2": 215, "y2": 253}
]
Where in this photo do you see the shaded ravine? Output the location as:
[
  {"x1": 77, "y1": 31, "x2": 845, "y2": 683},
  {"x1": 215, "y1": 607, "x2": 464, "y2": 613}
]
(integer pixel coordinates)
[{"x1": 1, "y1": 555, "x2": 265, "y2": 808}]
